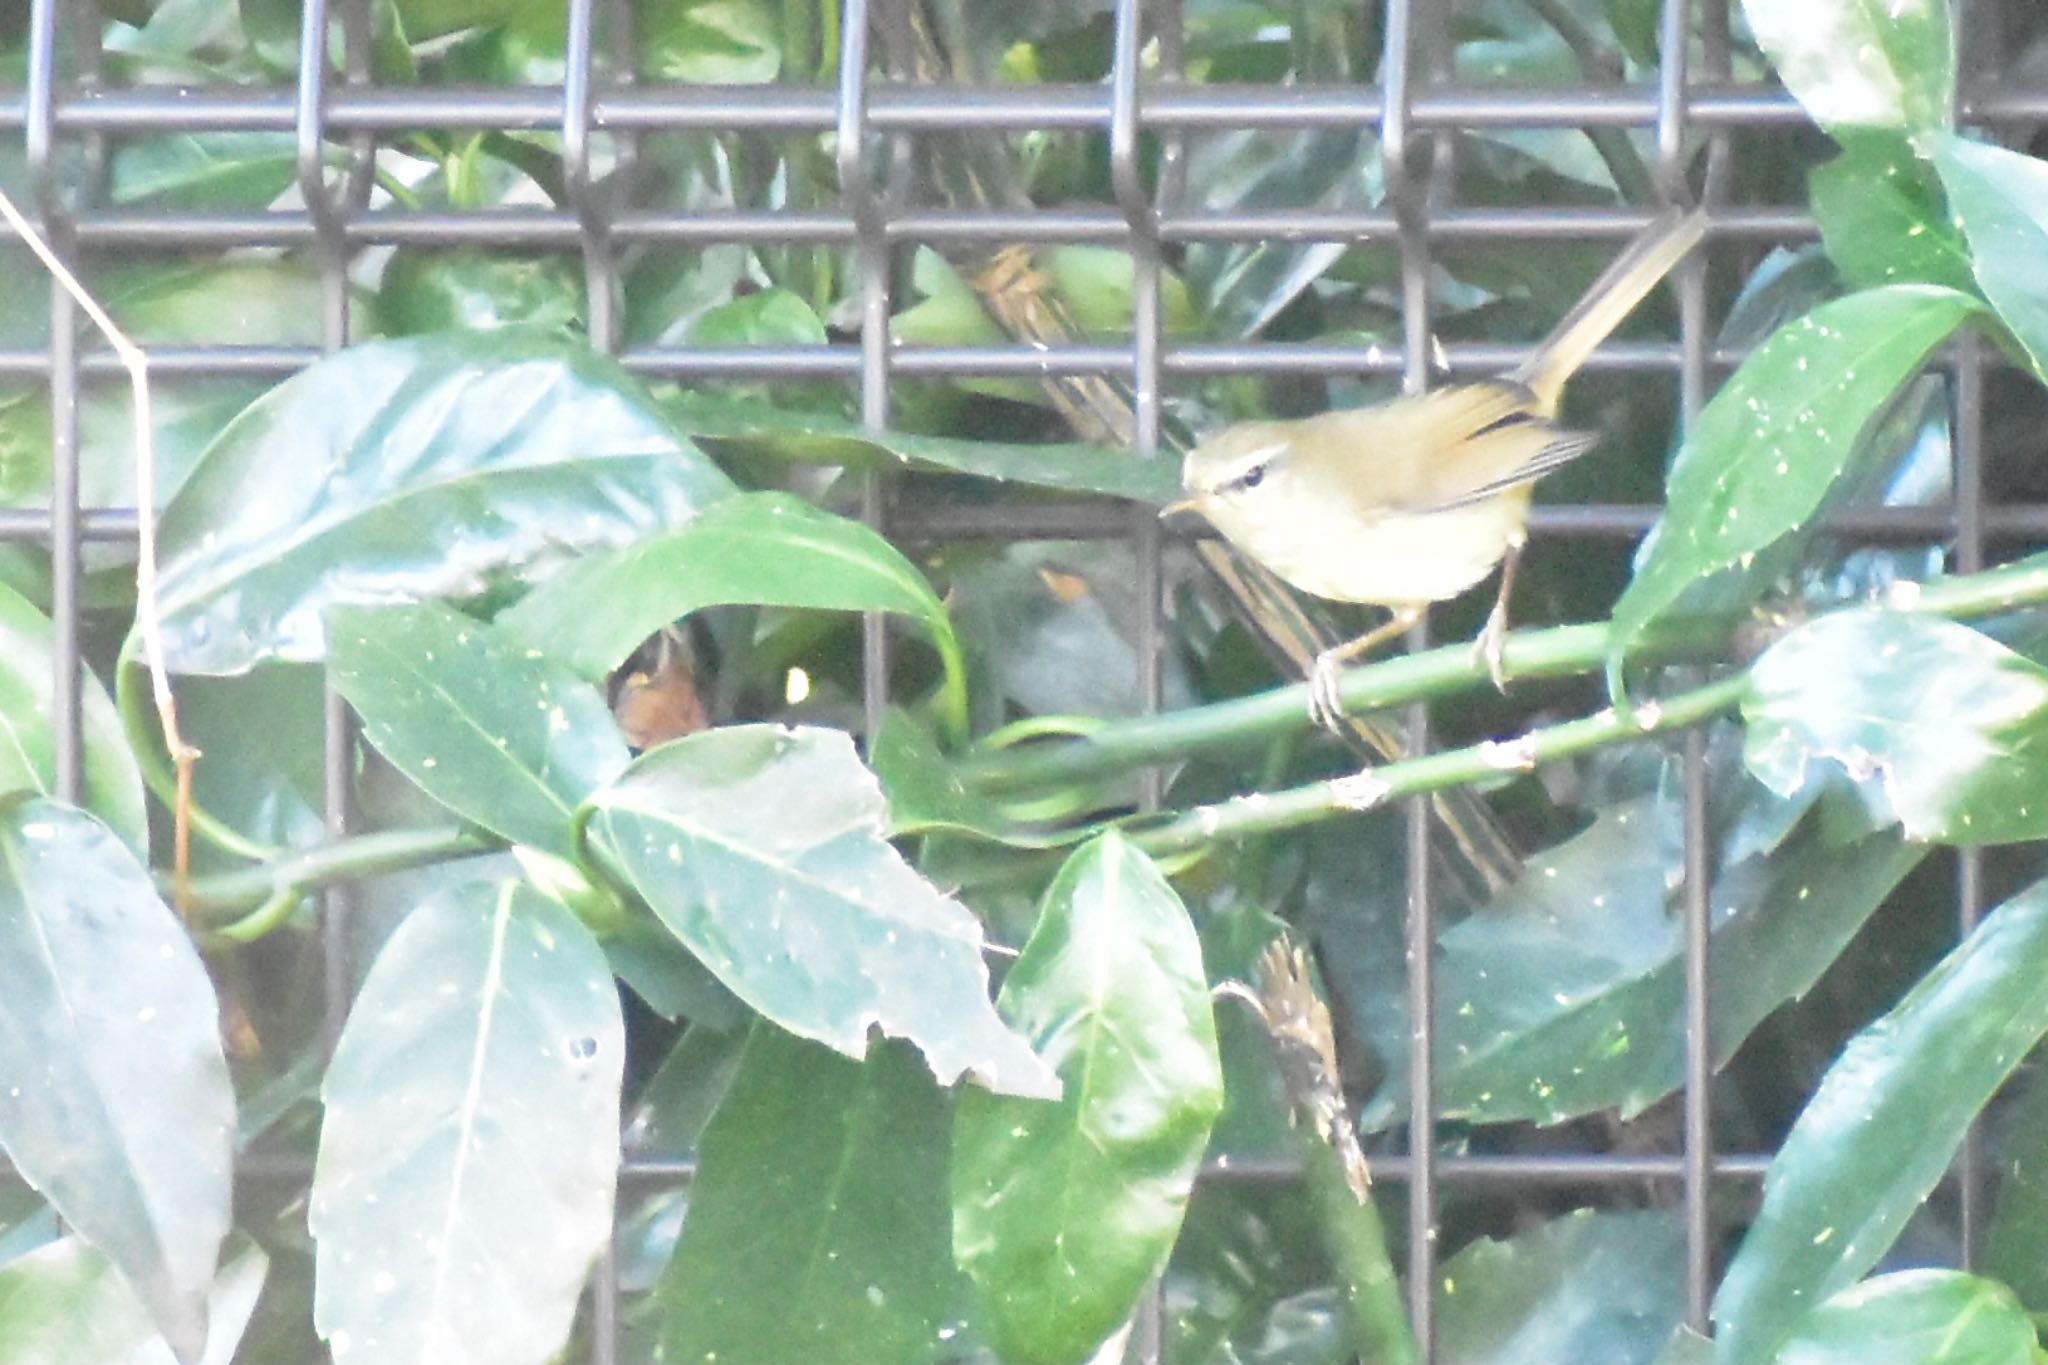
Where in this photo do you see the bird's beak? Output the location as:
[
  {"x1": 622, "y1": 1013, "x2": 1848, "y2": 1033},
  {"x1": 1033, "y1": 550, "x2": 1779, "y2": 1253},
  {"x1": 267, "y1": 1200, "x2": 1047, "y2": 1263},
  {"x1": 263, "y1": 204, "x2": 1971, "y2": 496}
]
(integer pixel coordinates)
[{"x1": 1160, "y1": 496, "x2": 1201, "y2": 522}]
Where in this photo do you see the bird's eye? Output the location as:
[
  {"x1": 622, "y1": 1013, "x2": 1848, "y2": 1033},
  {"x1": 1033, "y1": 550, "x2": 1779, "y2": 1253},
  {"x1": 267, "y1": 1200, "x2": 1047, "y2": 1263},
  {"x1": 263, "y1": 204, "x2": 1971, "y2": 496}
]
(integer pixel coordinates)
[{"x1": 1236, "y1": 463, "x2": 1268, "y2": 491}]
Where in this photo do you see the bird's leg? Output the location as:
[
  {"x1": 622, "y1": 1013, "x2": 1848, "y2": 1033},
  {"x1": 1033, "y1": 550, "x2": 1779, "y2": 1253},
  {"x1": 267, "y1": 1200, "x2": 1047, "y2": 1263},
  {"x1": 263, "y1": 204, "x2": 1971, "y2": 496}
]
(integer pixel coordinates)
[
  {"x1": 1309, "y1": 604, "x2": 1424, "y2": 731},
  {"x1": 1473, "y1": 531, "x2": 1526, "y2": 692}
]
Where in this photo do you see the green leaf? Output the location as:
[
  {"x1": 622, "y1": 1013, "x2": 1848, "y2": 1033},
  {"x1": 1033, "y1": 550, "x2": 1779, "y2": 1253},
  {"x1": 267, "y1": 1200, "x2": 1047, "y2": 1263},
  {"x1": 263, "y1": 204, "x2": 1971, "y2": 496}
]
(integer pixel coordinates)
[
  {"x1": 310, "y1": 880, "x2": 624, "y2": 1365},
  {"x1": 581, "y1": 725, "x2": 1059, "y2": 1099},
  {"x1": 0, "y1": 582, "x2": 146, "y2": 852},
  {"x1": 1438, "y1": 1209, "x2": 1684, "y2": 1365},
  {"x1": 0, "y1": 799, "x2": 234, "y2": 1362},
  {"x1": 500, "y1": 490, "x2": 968, "y2": 739},
  {"x1": 1810, "y1": 136, "x2": 1974, "y2": 293},
  {"x1": 1930, "y1": 133, "x2": 2048, "y2": 383},
  {"x1": 1983, "y1": 1067, "x2": 2048, "y2": 1312},
  {"x1": 327, "y1": 602, "x2": 629, "y2": 859},
  {"x1": 870, "y1": 708, "x2": 1085, "y2": 848},
  {"x1": 661, "y1": 391, "x2": 1181, "y2": 504},
  {"x1": 638, "y1": 0, "x2": 781, "y2": 83},
  {"x1": 1607, "y1": 285, "x2": 1981, "y2": 701},
  {"x1": 686, "y1": 287, "x2": 825, "y2": 348},
  {"x1": 1769, "y1": 1271, "x2": 2038, "y2": 1365},
  {"x1": 0, "y1": 1236, "x2": 267, "y2": 1365},
  {"x1": 1745, "y1": 611, "x2": 2048, "y2": 844},
  {"x1": 952, "y1": 834, "x2": 1224, "y2": 1365},
  {"x1": 655, "y1": 1029, "x2": 962, "y2": 1365},
  {"x1": 152, "y1": 329, "x2": 736, "y2": 677},
  {"x1": 1365, "y1": 795, "x2": 1922, "y2": 1129},
  {"x1": 375, "y1": 249, "x2": 584, "y2": 336},
  {"x1": 1711, "y1": 874, "x2": 2048, "y2": 1364},
  {"x1": 1739, "y1": 0, "x2": 1953, "y2": 137}
]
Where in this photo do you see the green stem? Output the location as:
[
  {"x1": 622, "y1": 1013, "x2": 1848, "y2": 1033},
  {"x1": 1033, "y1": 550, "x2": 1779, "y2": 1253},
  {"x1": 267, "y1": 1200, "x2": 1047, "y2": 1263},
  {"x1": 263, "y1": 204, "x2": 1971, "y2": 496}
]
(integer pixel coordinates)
[
  {"x1": 1127, "y1": 674, "x2": 1748, "y2": 858},
  {"x1": 1302, "y1": 1140, "x2": 1418, "y2": 1365},
  {"x1": 176, "y1": 823, "x2": 495, "y2": 921},
  {"x1": 114, "y1": 638, "x2": 280, "y2": 864},
  {"x1": 968, "y1": 555, "x2": 2048, "y2": 800}
]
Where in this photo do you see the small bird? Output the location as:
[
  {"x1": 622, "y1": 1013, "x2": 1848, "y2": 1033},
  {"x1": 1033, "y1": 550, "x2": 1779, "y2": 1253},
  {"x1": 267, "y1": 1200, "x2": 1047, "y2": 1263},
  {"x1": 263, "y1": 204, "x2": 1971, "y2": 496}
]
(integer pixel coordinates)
[{"x1": 1173, "y1": 208, "x2": 1706, "y2": 727}]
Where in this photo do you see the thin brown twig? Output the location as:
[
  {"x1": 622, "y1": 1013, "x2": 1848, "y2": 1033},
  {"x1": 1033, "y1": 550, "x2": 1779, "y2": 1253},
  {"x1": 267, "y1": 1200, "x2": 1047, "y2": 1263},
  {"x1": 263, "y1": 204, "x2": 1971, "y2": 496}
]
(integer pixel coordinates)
[{"x1": 0, "y1": 187, "x2": 200, "y2": 914}]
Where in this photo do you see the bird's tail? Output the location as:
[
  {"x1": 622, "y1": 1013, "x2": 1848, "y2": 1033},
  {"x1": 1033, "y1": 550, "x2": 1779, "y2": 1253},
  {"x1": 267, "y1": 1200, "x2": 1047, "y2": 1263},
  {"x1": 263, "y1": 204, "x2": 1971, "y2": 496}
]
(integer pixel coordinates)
[{"x1": 1515, "y1": 207, "x2": 1707, "y2": 413}]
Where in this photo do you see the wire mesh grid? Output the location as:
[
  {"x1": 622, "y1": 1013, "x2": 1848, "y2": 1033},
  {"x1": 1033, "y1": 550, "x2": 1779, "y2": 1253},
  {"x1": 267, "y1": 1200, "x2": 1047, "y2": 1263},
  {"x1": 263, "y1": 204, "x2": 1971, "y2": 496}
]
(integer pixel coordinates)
[{"x1": 1, "y1": 0, "x2": 2031, "y2": 1360}]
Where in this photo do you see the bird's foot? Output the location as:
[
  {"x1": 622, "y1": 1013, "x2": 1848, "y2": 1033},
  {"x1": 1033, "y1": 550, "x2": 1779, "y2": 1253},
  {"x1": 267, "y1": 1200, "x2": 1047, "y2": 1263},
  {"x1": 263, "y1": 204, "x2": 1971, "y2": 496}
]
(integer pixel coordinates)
[
  {"x1": 1308, "y1": 650, "x2": 1349, "y2": 733},
  {"x1": 1473, "y1": 606, "x2": 1510, "y2": 693}
]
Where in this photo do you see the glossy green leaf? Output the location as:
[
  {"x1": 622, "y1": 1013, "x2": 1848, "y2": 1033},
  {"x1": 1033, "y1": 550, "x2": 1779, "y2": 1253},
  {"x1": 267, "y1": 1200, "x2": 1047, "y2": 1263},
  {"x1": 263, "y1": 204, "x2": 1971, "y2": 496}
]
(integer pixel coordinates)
[
  {"x1": 1365, "y1": 797, "x2": 1921, "y2": 1130},
  {"x1": 0, "y1": 800, "x2": 234, "y2": 1362},
  {"x1": 0, "y1": 582, "x2": 146, "y2": 852},
  {"x1": 1770, "y1": 1271, "x2": 2039, "y2": 1365},
  {"x1": 870, "y1": 709, "x2": 1083, "y2": 847},
  {"x1": 1811, "y1": 137, "x2": 1974, "y2": 293},
  {"x1": 499, "y1": 490, "x2": 967, "y2": 737},
  {"x1": 1740, "y1": 0, "x2": 1952, "y2": 136},
  {"x1": 152, "y1": 329, "x2": 736, "y2": 677},
  {"x1": 1607, "y1": 286, "x2": 1981, "y2": 701},
  {"x1": 662, "y1": 391, "x2": 1181, "y2": 504},
  {"x1": 1438, "y1": 1209, "x2": 1684, "y2": 1365},
  {"x1": 173, "y1": 667, "x2": 327, "y2": 851},
  {"x1": 1745, "y1": 611, "x2": 2048, "y2": 844},
  {"x1": 638, "y1": 0, "x2": 781, "y2": 83},
  {"x1": 1712, "y1": 875, "x2": 2048, "y2": 1364},
  {"x1": 0, "y1": 1235, "x2": 266, "y2": 1365},
  {"x1": 952, "y1": 834, "x2": 1224, "y2": 1365},
  {"x1": 1931, "y1": 133, "x2": 2048, "y2": 383},
  {"x1": 1983, "y1": 1066, "x2": 2048, "y2": 1312},
  {"x1": 327, "y1": 602, "x2": 629, "y2": 859},
  {"x1": 581, "y1": 724, "x2": 1058, "y2": 1099},
  {"x1": 656, "y1": 1029, "x2": 961, "y2": 1364},
  {"x1": 375, "y1": 250, "x2": 583, "y2": 336},
  {"x1": 310, "y1": 880, "x2": 624, "y2": 1365},
  {"x1": 107, "y1": 132, "x2": 297, "y2": 210}
]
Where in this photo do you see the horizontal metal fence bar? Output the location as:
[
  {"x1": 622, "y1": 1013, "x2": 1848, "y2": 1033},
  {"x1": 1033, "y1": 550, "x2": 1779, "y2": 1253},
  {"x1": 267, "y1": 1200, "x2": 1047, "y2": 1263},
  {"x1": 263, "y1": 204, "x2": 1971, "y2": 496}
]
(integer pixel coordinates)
[{"x1": 10, "y1": 80, "x2": 2047, "y2": 137}]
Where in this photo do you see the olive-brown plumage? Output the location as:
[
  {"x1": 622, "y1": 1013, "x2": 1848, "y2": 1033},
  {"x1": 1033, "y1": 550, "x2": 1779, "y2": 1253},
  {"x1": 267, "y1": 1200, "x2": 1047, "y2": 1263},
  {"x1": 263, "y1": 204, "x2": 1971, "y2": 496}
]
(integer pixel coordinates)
[{"x1": 1177, "y1": 208, "x2": 1706, "y2": 723}]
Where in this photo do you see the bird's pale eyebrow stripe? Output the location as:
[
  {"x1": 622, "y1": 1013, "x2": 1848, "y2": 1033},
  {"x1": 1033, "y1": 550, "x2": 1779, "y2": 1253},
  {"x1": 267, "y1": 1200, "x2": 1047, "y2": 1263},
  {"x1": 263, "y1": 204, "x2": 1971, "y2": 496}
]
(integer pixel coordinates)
[{"x1": 1223, "y1": 441, "x2": 1290, "y2": 477}]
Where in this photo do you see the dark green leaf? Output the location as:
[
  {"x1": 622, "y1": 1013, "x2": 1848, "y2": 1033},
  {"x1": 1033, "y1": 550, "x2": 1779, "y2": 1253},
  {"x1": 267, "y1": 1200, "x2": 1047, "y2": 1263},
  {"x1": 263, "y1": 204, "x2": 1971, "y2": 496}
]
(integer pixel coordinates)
[
  {"x1": 0, "y1": 1236, "x2": 266, "y2": 1365},
  {"x1": 0, "y1": 582, "x2": 146, "y2": 852},
  {"x1": 662, "y1": 390, "x2": 1180, "y2": 503},
  {"x1": 1983, "y1": 1066, "x2": 2048, "y2": 1312},
  {"x1": 686, "y1": 287, "x2": 824, "y2": 347},
  {"x1": 1745, "y1": 610, "x2": 2048, "y2": 844},
  {"x1": 656, "y1": 1029, "x2": 961, "y2": 1364},
  {"x1": 375, "y1": 250, "x2": 584, "y2": 335},
  {"x1": 0, "y1": 799, "x2": 233, "y2": 1361},
  {"x1": 175, "y1": 667, "x2": 327, "y2": 851},
  {"x1": 623, "y1": 1024, "x2": 743, "y2": 1164},
  {"x1": 1438, "y1": 1209, "x2": 1684, "y2": 1365},
  {"x1": 953, "y1": 834, "x2": 1224, "y2": 1365},
  {"x1": 1711, "y1": 874, "x2": 2048, "y2": 1364},
  {"x1": 1607, "y1": 286, "x2": 1981, "y2": 701},
  {"x1": 1931, "y1": 133, "x2": 2048, "y2": 383},
  {"x1": 1811, "y1": 136, "x2": 1974, "y2": 293},
  {"x1": 327, "y1": 601, "x2": 629, "y2": 858},
  {"x1": 310, "y1": 881, "x2": 624, "y2": 1365},
  {"x1": 499, "y1": 490, "x2": 967, "y2": 738},
  {"x1": 1740, "y1": 0, "x2": 1953, "y2": 137},
  {"x1": 153, "y1": 330, "x2": 736, "y2": 677},
  {"x1": 581, "y1": 725, "x2": 1059, "y2": 1099},
  {"x1": 1770, "y1": 1270, "x2": 2038, "y2": 1365},
  {"x1": 1366, "y1": 796, "x2": 1922, "y2": 1130}
]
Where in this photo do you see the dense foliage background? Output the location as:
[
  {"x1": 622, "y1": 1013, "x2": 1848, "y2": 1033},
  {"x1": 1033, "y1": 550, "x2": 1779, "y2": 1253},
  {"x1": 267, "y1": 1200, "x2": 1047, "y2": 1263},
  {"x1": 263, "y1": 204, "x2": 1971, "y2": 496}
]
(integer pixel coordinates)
[{"x1": 7, "y1": 1, "x2": 2048, "y2": 1363}]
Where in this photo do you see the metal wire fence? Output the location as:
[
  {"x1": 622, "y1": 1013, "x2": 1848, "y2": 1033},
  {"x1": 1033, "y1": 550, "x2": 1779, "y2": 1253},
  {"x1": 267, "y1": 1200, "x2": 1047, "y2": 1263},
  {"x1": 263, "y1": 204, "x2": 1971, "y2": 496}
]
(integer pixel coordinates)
[{"x1": 3, "y1": 0, "x2": 2034, "y2": 1360}]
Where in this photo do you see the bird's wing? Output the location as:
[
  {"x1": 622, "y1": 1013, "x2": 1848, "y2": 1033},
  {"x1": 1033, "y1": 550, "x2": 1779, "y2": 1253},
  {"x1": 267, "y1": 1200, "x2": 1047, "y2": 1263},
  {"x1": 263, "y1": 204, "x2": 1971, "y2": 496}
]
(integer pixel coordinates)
[{"x1": 1313, "y1": 380, "x2": 1600, "y2": 517}]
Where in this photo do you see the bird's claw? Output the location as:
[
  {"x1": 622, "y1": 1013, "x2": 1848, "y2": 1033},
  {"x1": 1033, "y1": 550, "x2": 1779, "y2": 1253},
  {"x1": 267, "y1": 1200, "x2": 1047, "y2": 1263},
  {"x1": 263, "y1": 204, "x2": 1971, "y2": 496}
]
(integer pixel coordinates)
[
  {"x1": 1474, "y1": 608, "x2": 1510, "y2": 693},
  {"x1": 1307, "y1": 651, "x2": 1347, "y2": 732}
]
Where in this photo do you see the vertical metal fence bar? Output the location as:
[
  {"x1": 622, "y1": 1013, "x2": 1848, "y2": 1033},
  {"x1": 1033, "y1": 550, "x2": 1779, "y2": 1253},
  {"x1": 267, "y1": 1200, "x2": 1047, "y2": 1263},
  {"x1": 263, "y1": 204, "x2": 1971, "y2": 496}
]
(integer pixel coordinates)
[
  {"x1": 1112, "y1": 12, "x2": 1169, "y2": 1357},
  {"x1": 1381, "y1": 0, "x2": 1440, "y2": 1355},
  {"x1": 1951, "y1": 0, "x2": 1993, "y2": 1272},
  {"x1": 25, "y1": 0, "x2": 81, "y2": 804},
  {"x1": 297, "y1": 0, "x2": 358, "y2": 1045},
  {"x1": 836, "y1": 0, "x2": 892, "y2": 741}
]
